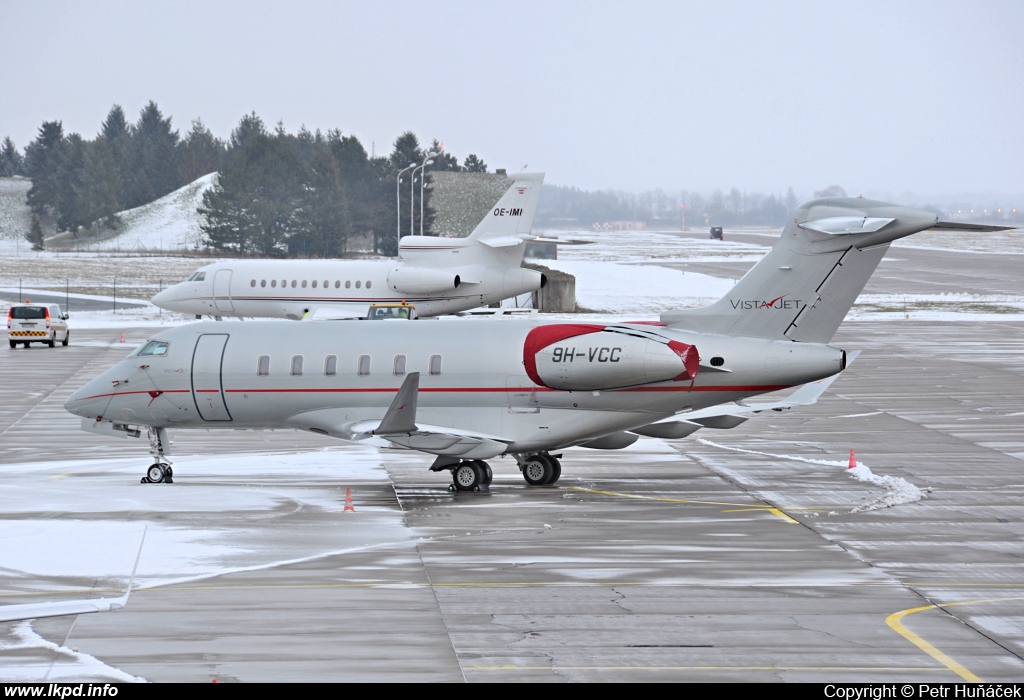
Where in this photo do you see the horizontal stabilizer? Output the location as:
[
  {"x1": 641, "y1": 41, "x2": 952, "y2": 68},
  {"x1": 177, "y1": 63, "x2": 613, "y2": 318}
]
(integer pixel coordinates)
[{"x1": 931, "y1": 221, "x2": 1016, "y2": 232}]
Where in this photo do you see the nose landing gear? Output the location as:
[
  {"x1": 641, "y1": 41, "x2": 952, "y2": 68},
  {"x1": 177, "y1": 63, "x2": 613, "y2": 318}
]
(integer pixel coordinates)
[{"x1": 140, "y1": 426, "x2": 174, "y2": 484}]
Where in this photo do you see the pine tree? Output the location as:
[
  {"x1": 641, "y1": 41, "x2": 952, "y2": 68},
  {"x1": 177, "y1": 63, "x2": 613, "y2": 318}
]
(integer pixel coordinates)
[
  {"x1": 200, "y1": 130, "x2": 303, "y2": 255},
  {"x1": 178, "y1": 118, "x2": 225, "y2": 183},
  {"x1": 0, "y1": 137, "x2": 24, "y2": 176},
  {"x1": 25, "y1": 121, "x2": 66, "y2": 219},
  {"x1": 128, "y1": 101, "x2": 181, "y2": 208},
  {"x1": 463, "y1": 154, "x2": 487, "y2": 173},
  {"x1": 26, "y1": 215, "x2": 45, "y2": 251}
]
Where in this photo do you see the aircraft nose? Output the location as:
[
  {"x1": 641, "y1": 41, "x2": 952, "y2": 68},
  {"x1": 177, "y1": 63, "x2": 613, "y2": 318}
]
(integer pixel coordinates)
[
  {"x1": 64, "y1": 374, "x2": 112, "y2": 419},
  {"x1": 150, "y1": 286, "x2": 174, "y2": 308}
]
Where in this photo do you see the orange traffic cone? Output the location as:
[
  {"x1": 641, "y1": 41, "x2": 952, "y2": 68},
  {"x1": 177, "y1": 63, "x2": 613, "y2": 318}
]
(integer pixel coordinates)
[
  {"x1": 848, "y1": 449, "x2": 858, "y2": 470},
  {"x1": 119, "y1": 332, "x2": 125, "y2": 343},
  {"x1": 344, "y1": 487, "x2": 355, "y2": 512}
]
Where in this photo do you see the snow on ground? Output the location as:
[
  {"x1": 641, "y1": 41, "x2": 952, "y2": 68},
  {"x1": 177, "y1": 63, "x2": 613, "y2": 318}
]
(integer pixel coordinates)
[
  {"x1": 892, "y1": 226, "x2": 1024, "y2": 255},
  {"x1": 0, "y1": 447, "x2": 406, "y2": 590},
  {"x1": 0, "y1": 177, "x2": 32, "y2": 247},
  {"x1": 79, "y1": 173, "x2": 217, "y2": 254},
  {"x1": 539, "y1": 260, "x2": 736, "y2": 314},
  {"x1": 696, "y1": 439, "x2": 929, "y2": 513},
  {"x1": 537, "y1": 226, "x2": 770, "y2": 264},
  {"x1": 0, "y1": 621, "x2": 147, "y2": 683}
]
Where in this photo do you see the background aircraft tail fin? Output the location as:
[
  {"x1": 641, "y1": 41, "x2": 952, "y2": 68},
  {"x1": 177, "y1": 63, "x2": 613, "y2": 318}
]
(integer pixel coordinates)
[
  {"x1": 662, "y1": 198, "x2": 950, "y2": 343},
  {"x1": 465, "y1": 172, "x2": 544, "y2": 244}
]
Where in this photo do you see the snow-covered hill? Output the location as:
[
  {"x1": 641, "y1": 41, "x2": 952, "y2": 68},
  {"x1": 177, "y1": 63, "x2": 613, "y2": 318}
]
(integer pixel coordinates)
[
  {"x1": 0, "y1": 177, "x2": 32, "y2": 248},
  {"x1": 88, "y1": 172, "x2": 218, "y2": 252}
]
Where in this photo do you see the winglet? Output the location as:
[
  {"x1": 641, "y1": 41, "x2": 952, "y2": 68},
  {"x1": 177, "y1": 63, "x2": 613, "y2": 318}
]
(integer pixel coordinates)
[
  {"x1": 110, "y1": 527, "x2": 147, "y2": 610},
  {"x1": 373, "y1": 372, "x2": 420, "y2": 435}
]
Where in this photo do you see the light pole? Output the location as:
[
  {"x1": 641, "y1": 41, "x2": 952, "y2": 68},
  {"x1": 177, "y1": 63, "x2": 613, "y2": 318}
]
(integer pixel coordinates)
[
  {"x1": 396, "y1": 163, "x2": 417, "y2": 253},
  {"x1": 412, "y1": 152, "x2": 438, "y2": 236}
]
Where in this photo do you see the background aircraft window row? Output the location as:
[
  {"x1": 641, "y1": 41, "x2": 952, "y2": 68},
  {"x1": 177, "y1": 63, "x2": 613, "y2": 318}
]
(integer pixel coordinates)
[
  {"x1": 254, "y1": 354, "x2": 441, "y2": 377},
  {"x1": 251, "y1": 279, "x2": 373, "y2": 290}
]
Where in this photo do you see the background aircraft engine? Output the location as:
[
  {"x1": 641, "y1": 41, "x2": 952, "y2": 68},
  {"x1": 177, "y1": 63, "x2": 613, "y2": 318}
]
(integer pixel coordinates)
[
  {"x1": 524, "y1": 324, "x2": 698, "y2": 391},
  {"x1": 502, "y1": 267, "x2": 546, "y2": 297},
  {"x1": 387, "y1": 267, "x2": 461, "y2": 294}
]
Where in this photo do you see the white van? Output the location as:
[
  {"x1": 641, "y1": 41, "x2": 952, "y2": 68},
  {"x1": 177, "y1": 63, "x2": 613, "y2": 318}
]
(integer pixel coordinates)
[{"x1": 7, "y1": 303, "x2": 70, "y2": 348}]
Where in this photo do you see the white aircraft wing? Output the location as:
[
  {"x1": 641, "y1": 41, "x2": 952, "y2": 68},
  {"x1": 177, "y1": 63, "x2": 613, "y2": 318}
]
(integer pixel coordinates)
[
  {"x1": 0, "y1": 530, "x2": 145, "y2": 623},
  {"x1": 631, "y1": 352, "x2": 859, "y2": 438},
  {"x1": 291, "y1": 373, "x2": 514, "y2": 460}
]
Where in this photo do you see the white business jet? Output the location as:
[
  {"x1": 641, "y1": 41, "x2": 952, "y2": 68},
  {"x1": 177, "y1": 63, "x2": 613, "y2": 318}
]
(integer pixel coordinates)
[
  {"x1": 151, "y1": 173, "x2": 547, "y2": 320},
  {"x1": 68, "y1": 198, "x2": 1008, "y2": 491}
]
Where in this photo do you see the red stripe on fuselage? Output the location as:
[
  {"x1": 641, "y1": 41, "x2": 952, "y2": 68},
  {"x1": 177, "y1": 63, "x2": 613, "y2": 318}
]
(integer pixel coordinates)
[{"x1": 71, "y1": 384, "x2": 791, "y2": 402}]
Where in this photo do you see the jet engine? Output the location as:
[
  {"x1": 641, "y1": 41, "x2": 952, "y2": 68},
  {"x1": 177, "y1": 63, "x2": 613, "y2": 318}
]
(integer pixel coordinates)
[
  {"x1": 524, "y1": 324, "x2": 698, "y2": 391},
  {"x1": 387, "y1": 267, "x2": 461, "y2": 295}
]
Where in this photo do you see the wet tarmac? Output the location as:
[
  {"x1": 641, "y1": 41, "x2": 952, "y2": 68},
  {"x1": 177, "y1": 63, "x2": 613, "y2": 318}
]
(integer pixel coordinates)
[{"x1": 1, "y1": 251, "x2": 1023, "y2": 682}]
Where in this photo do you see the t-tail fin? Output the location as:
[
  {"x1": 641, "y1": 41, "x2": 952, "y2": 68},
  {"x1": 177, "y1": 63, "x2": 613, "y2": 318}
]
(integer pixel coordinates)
[
  {"x1": 465, "y1": 172, "x2": 544, "y2": 246},
  {"x1": 662, "y1": 198, "x2": 947, "y2": 343}
]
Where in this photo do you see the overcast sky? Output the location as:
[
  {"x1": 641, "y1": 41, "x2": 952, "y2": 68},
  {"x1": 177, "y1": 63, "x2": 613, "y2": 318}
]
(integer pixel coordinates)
[{"x1": 3, "y1": 1, "x2": 1022, "y2": 201}]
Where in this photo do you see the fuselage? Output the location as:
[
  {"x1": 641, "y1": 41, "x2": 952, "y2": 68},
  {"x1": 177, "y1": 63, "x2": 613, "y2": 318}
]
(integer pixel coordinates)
[
  {"x1": 65, "y1": 318, "x2": 845, "y2": 454},
  {"x1": 151, "y1": 238, "x2": 543, "y2": 320}
]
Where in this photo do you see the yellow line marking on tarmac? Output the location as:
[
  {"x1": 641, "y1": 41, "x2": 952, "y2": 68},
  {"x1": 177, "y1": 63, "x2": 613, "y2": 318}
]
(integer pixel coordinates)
[
  {"x1": 886, "y1": 595, "x2": 1024, "y2": 682},
  {"x1": 571, "y1": 486, "x2": 800, "y2": 523}
]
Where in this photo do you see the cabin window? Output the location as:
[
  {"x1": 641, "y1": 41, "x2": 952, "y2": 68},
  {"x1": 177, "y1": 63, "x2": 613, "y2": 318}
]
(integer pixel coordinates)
[
  {"x1": 261, "y1": 279, "x2": 267, "y2": 288},
  {"x1": 250, "y1": 279, "x2": 256, "y2": 287},
  {"x1": 291, "y1": 280, "x2": 297, "y2": 288},
  {"x1": 345, "y1": 281, "x2": 351, "y2": 289},
  {"x1": 312, "y1": 280, "x2": 317, "y2": 288},
  {"x1": 357, "y1": 355, "x2": 371, "y2": 376},
  {"x1": 429, "y1": 354, "x2": 442, "y2": 376},
  {"x1": 257, "y1": 355, "x2": 270, "y2": 376},
  {"x1": 271, "y1": 279, "x2": 277, "y2": 288},
  {"x1": 302, "y1": 280, "x2": 308, "y2": 288},
  {"x1": 138, "y1": 341, "x2": 170, "y2": 357},
  {"x1": 291, "y1": 355, "x2": 303, "y2": 376},
  {"x1": 324, "y1": 355, "x2": 337, "y2": 376},
  {"x1": 393, "y1": 355, "x2": 406, "y2": 376},
  {"x1": 334, "y1": 281, "x2": 340, "y2": 288},
  {"x1": 355, "y1": 280, "x2": 362, "y2": 289},
  {"x1": 281, "y1": 279, "x2": 286, "y2": 288},
  {"x1": 710, "y1": 356, "x2": 725, "y2": 367},
  {"x1": 366, "y1": 280, "x2": 372, "y2": 289},
  {"x1": 323, "y1": 280, "x2": 329, "y2": 288}
]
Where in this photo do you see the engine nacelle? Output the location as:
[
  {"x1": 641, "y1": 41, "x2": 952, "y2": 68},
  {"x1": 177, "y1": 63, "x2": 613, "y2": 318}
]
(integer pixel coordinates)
[
  {"x1": 387, "y1": 267, "x2": 461, "y2": 295},
  {"x1": 524, "y1": 324, "x2": 698, "y2": 391},
  {"x1": 502, "y1": 267, "x2": 546, "y2": 297}
]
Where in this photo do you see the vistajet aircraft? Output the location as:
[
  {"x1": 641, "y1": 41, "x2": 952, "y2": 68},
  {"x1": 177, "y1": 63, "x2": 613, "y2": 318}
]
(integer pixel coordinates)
[
  {"x1": 151, "y1": 172, "x2": 547, "y2": 320},
  {"x1": 66, "y1": 198, "x2": 1008, "y2": 490}
]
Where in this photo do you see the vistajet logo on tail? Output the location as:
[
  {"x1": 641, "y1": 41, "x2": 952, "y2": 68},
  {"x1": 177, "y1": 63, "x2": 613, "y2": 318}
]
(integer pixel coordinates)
[{"x1": 731, "y1": 294, "x2": 804, "y2": 310}]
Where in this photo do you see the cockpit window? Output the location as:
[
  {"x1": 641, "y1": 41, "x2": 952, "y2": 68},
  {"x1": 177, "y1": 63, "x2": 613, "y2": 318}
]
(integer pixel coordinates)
[
  {"x1": 186, "y1": 272, "x2": 206, "y2": 282},
  {"x1": 138, "y1": 341, "x2": 170, "y2": 357}
]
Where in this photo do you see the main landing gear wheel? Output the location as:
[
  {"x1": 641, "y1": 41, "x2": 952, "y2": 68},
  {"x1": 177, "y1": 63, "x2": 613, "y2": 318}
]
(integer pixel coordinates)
[
  {"x1": 522, "y1": 454, "x2": 553, "y2": 486},
  {"x1": 453, "y1": 461, "x2": 485, "y2": 491},
  {"x1": 142, "y1": 463, "x2": 173, "y2": 484},
  {"x1": 521, "y1": 454, "x2": 561, "y2": 486}
]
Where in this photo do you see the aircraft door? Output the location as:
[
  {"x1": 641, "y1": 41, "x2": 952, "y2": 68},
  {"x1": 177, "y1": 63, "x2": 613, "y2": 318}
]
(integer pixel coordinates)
[
  {"x1": 213, "y1": 269, "x2": 234, "y2": 313},
  {"x1": 191, "y1": 333, "x2": 232, "y2": 422}
]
